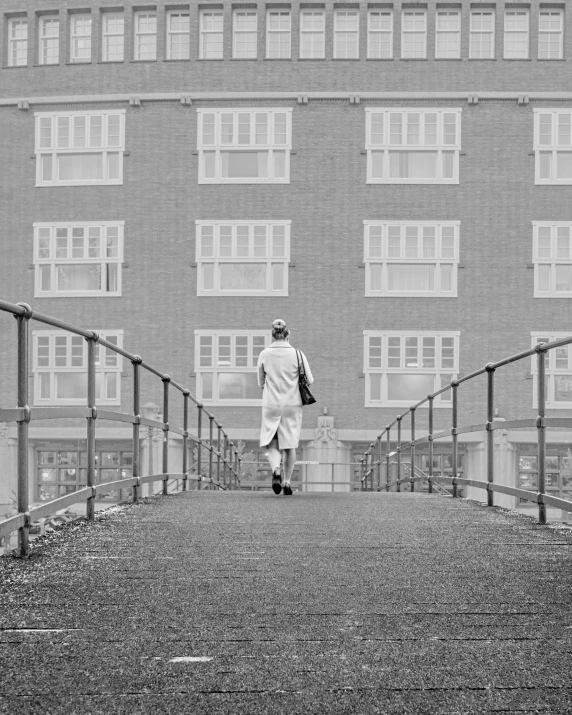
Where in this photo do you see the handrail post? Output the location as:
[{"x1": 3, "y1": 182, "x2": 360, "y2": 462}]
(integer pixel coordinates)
[
  {"x1": 15, "y1": 304, "x2": 31, "y2": 558},
  {"x1": 536, "y1": 346, "x2": 547, "y2": 524},
  {"x1": 234, "y1": 449, "x2": 239, "y2": 490},
  {"x1": 216, "y1": 424, "x2": 222, "y2": 486},
  {"x1": 222, "y1": 434, "x2": 228, "y2": 488},
  {"x1": 369, "y1": 447, "x2": 374, "y2": 491},
  {"x1": 377, "y1": 437, "x2": 382, "y2": 491},
  {"x1": 386, "y1": 427, "x2": 391, "y2": 492},
  {"x1": 428, "y1": 396, "x2": 434, "y2": 494},
  {"x1": 132, "y1": 357, "x2": 142, "y2": 504},
  {"x1": 197, "y1": 405, "x2": 203, "y2": 481},
  {"x1": 486, "y1": 363, "x2": 495, "y2": 508},
  {"x1": 208, "y1": 415, "x2": 214, "y2": 484},
  {"x1": 451, "y1": 381, "x2": 459, "y2": 498},
  {"x1": 86, "y1": 332, "x2": 98, "y2": 522},
  {"x1": 396, "y1": 416, "x2": 402, "y2": 493},
  {"x1": 360, "y1": 457, "x2": 365, "y2": 491},
  {"x1": 182, "y1": 391, "x2": 190, "y2": 492},
  {"x1": 162, "y1": 375, "x2": 170, "y2": 496},
  {"x1": 410, "y1": 409, "x2": 416, "y2": 493}
]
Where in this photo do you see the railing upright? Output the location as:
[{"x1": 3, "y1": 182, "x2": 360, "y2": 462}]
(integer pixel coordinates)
[
  {"x1": 537, "y1": 345, "x2": 547, "y2": 524},
  {"x1": 132, "y1": 357, "x2": 142, "y2": 504},
  {"x1": 234, "y1": 449, "x2": 239, "y2": 489},
  {"x1": 386, "y1": 427, "x2": 391, "y2": 492},
  {"x1": 486, "y1": 364, "x2": 495, "y2": 508},
  {"x1": 216, "y1": 423, "x2": 222, "y2": 486},
  {"x1": 15, "y1": 304, "x2": 31, "y2": 558},
  {"x1": 410, "y1": 409, "x2": 416, "y2": 493},
  {"x1": 396, "y1": 417, "x2": 402, "y2": 493},
  {"x1": 223, "y1": 434, "x2": 228, "y2": 488},
  {"x1": 182, "y1": 391, "x2": 189, "y2": 492},
  {"x1": 428, "y1": 396, "x2": 434, "y2": 494},
  {"x1": 86, "y1": 333, "x2": 97, "y2": 522},
  {"x1": 197, "y1": 404, "x2": 203, "y2": 482},
  {"x1": 162, "y1": 375, "x2": 170, "y2": 496},
  {"x1": 452, "y1": 381, "x2": 458, "y2": 498},
  {"x1": 377, "y1": 437, "x2": 383, "y2": 491},
  {"x1": 208, "y1": 415, "x2": 214, "y2": 485}
]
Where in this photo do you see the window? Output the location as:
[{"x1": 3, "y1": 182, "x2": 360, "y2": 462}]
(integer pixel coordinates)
[
  {"x1": 531, "y1": 333, "x2": 572, "y2": 408},
  {"x1": 470, "y1": 10, "x2": 495, "y2": 58},
  {"x1": 538, "y1": 10, "x2": 563, "y2": 60},
  {"x1": 368, "y1": 10, "x2": 393, "y2": 59},
  {"x1": 34, "y1": 222, "x2": 123, "y2": 298},
  {"x1": 70, "y1": 13, "x2": 91, "y2": 63},
  {"x1": 266, "y1": 10, "x2": 291, "y2": 58},
  {"x1": 102, "y1": 12, "x2": 124, "y2": 62},
  {"x1": 35, "y1": 110, "x2": 125, "y2": 187},
  {"x1": 8, "y1": 18, "x2": 28, "y2": 66},
  {"x1": 134, "y1": 11, "x2": 157, "y2": 60},
  {"x1": 39, "y1": 15, "x2": 59, "y2": 65},
  {"x1": 533, "y1": 223, "x2": 572, "y2": 298},
  {"x1": 401, "y1": 10, "x2": 426, "y2": 59},
  {"x1": 334, "y1": 10, "x2": 359, "y2": 59},
  {"x1": 534, "y1": 110, "x2": 572, "y2": 185},
  {"x1": 435, "y1": 10, "x2": 460, "y2": 59},
  {"x1": 167, "y1": 11, "x2": 190, "y2": 59},
  {"x1": 233, "y1": 10, "x2": 257, "y2": 58},
  {"x1": 33, "y1": 330, "x2": 123, "y2": 405},
  {"x1": 300, "y1": 10, "x2": 325, "y2": 59},
  {"x1": 364, "y1": 222, "x2": 459, "y2": 297},
  {"x1": 366, "y1": 108, "x2": 461, "y2": 184},
  {"x1": 195, "y1": 331, "x2": 270, "y2": 404},
  {"x1": 200, "y1": 10, "x2": 224, "y2": 59},
  {"x1": 198, "y1": 108, "x2": 292, "y2": 183},
  {"x1": 504, "y1": 9, "x2": 528, "y2": 59},
  {"x1": 196, "y1": 221, "x2": 290, "y2": 296},
  {"x1": 364, "y1": 331, "x2": 459, "y2": 407}
]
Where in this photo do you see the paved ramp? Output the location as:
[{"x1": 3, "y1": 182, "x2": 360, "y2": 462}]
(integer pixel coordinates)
[{"x1": 1, "y1": 492, "x2": 572, "y2": 714}]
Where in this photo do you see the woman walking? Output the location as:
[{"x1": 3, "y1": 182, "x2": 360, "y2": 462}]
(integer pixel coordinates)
[{"x1": 257, "y1": 319, "x2": 314, "y2": 495}]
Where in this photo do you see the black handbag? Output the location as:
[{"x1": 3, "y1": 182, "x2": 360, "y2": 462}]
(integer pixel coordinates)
[{"x1": 296, "y1": 350, "x2": 316, "y2": 406}]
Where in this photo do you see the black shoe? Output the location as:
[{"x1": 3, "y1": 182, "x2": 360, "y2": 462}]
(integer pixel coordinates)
[
  {"x1": 283, "y1": 483, "x2": 293, "y2": 496},
  {"x1": 272, "y1": 468, "x2": 282, "y2": 495}
]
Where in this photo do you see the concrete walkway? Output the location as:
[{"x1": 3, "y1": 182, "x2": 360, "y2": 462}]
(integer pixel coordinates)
[{"x1": 1, "y1": 491, "x2": 572, "y2": 714}]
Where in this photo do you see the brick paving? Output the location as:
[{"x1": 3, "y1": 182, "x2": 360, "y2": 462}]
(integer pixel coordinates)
[{"x1": 1, "y1": 491, "x2": 572, "y2": 714}]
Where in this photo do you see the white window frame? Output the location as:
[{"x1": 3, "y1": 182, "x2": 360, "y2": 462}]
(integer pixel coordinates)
[
  {"x1": 435, "y1": 10, "x2": 461, "y2": 59},
  {"x1": 533, "y1": 222, "x2": 572, "y2": 298},
  {"x1": 366, "y1": 108, "x2": 462, "y2": 185},
  {"x1": 534, "y1": 109, "x2": 572, "y2": 186},
  {"x1": 8, "y1": 17, "x2": 28, "y2": 67},
  {"x1": 364, "y1": 331, "x2": 459, "y2": 408},
  {"x1": 266, "y1": 10, "x2": 291, "y2": 59},
  {"x1": 166, "y1": 10, "x2": 190, "y2": 60},
  {"x1": 196, "y1": 221, "x2": 290, "y2": 296},
  {"x1": 367, "y1": 10, "x2": 393, "y2": 59},
  {"x1": 363, "y1": 221, "x2": 460, "y2": 297},
  {"x1": 504, "y1": 9, "x2": 529, "y2": 59},
  {"x1": 35, "y1": 110, "x2": 126, "y2": 187},
  {"x1": 334, "y1": 9, "x2": 359, "y2": 59},
  {"x1": 233, "y1": 9, "x2": 258, "y2": 59},
  {"x1": 33, "y1": 330, "x2": 123, "y2": 406},
  {"x1": 197, "y1": 108, "x2": 292, "y2": 184},
  {"x1": 101, "y1": 12, "x2": 125, "y2": 62},
  {"x1": 538, "y1": 10, "x2": 563, "y2": 60},
  {"x1": 531, "y1": 333, "x2": 572, "y2": 409},
  {"x1": 401, "y1": 10, "x2": 427, "y2": 59},
  {"x1": 34, "y1": 222, "x2": 124, "y2": 298},
  {"x1": 39, "y1": 15, "x2": 60, "y2": 65},
  {"x1": 200, "y1": 10, "x2": 224, "y2": 59},
  {"x1": 469, "y1": 9, "x2": 495, "y2": 59},
  {"x1": 134, "y1": 11, "x2": 157, "y2": 61},
  {"x1": 69, "y1": 13, "x2": 91, "y2": 63},
  {"x1": 194, "y1": 330, "x2": 271, "y2": 406},
  {"x1": 299, "y1": 10, "x2": 325, "y2": 59}
]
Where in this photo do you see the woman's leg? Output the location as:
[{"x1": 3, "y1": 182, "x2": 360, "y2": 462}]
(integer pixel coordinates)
[
  {"x1": 282, "y1": 448, "x2": 297, "y2": 485},
  {"x1": 265, "y1": 437, "x2": 281, "y2": 473}
]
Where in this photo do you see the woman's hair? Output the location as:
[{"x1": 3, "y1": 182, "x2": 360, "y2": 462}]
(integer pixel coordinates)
[{"x1": 272, "y1": 318, "x2": 290, "y2": 341}]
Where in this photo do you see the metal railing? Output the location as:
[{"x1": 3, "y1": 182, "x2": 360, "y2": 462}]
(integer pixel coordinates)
[
  {"x1": 0, "y1": 300, "x2": 242, "y2": 558},
  {"x1": 360, "y1": 337, "x2": 572, "y2": 525}
]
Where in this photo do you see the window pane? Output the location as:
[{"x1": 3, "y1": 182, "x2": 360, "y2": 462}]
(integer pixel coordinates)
[
  {"x1": 441, "y1": 264, "x2": 453, "y2": 291},
  {"x1": 274, "y1": 151, "x2": 286, "y2": 178},
  {"x1": 272, "y1": 264, "x2": 284, "y2": 291},
  {"x1": 222, "y1": 151, "x2": 268, "y2": 178},
  {"x1": 58, "y1": 154, "x2": 103, "y2": 181},
  {"x1": 555, "y1": 265, "x2": 572, "y2": 292},
  {"x1": 556, "y1": 153, "x2": 572, "y2": 180},
  {"x1": 370, "y1": 264, "x2": 382, "y2": 291},
  {"x1": 201, "y1": 373, "x2": 213, "y2": 400},
  {"x1": 56, "y1": 264, "x2": 101, "y2": 291},
  {"x1": 202, "y1": 263, "x2": 215, "y2": 290},
  {"x1": 55, "y1": 372, "x2": 88, "y2": 400},
  {"x1": 220, "y1": 263, "x2": 266, "y2": 290},
  {"x1": 387, "y1": 264, "x2": 435, "y2": 291},
  {"x1": 387, "y1": 373, "x2": 434, "y2": 401},
  {"x1": 203, "y1": 152, "x2": 216, "y2": 179},
  {"x1": 371, "y1": 152, "x2": 383, "y2": 178},
  {"x1": 369, "y1": 373, "x2": 382, "y2": 401},
  {"x1": 388, "y1": 151, "x2": 437, "y2": 179},
  {"x1": 40, "y1": 265, "x2": 52, "y2": 291},
  {"x1": 218, "y1": 372, "x2": 259, "y2": 400},
  {"x1": 106, "y1": 264, "x2": 118, "y2": 292},
  {"x1": 554, "y1": 375, "x2": 572, "y2": 402},
  {"x1": 537, "y1": 264, "x2": 550, "y2": 291},
  {"x1": 39, "y1": 373, "x2": 51, "y2": 399}
]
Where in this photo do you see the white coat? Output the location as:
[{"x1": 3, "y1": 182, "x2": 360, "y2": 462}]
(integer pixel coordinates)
[{"x1": 257, "y1": 341, "x2": 314, "y2": 449}]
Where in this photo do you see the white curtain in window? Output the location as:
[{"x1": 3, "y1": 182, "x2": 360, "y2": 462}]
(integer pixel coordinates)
[{"x1": 387, "y1": 264, "x2": 435, "y2": 291}]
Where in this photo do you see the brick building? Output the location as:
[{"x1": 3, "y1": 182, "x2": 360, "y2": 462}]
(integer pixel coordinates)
[{"x1": 0, "y1": 0, "x2": 571, "y2": 509}]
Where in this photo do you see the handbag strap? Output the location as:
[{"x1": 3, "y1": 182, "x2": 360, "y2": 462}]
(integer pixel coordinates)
[{"x1": 296, "y1": 350, "x2": 306, "y2": 378}]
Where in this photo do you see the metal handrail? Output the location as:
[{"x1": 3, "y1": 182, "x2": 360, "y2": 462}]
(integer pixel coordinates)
[
  {"x1": 0, "y1": 300, "x2": 242, "y2": 558},
  {"x1": 361, "y1": 337, "x2": 572, "y2": 523}
]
